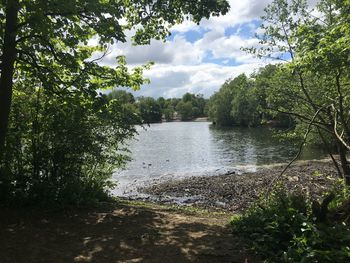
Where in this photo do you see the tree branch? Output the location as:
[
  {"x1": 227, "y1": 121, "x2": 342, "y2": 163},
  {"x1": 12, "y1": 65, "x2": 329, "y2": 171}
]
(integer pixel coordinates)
[
  {"x1": 333, "y1": 105, "x2": 350, "y2": 151},
  {"x1": 266, "y1": 106, "x2": 325, "y2": 195},
  {"x1": 267, "y1": 107, "x2": 332, "y2": 133},
  {"x1": 317, "y1": 127, "x2": 343, "y2": 178}
]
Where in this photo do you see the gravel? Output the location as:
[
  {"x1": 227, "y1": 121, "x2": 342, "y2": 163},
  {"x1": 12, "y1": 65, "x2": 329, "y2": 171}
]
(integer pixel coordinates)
[{"x1": 138, "y1": 160, "x2": 340, "y2": 212}]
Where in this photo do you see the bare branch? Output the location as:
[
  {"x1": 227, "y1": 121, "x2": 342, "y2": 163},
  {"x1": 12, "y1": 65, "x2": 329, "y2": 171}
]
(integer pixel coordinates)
[
  {"x1": 317, "y1": 127, "x2": 343, "y2": 178},
  {"x1": 266, "y1": 106, "x2": 325, "y2": 195},
  {"x1": 332, "y1": 105, "x2": 350, "y2": 151},
  {"x1": 267, "y1": 107, "x2": 332, "y2": 133}
]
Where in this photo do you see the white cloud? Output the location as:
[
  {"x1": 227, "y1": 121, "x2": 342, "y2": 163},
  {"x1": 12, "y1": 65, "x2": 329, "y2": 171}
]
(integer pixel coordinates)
[
  {"x1": 171, "y1": 0, "x2": 272, "y2": 33},
  {"x1": 171, "y1": 0, "x2": 320, "y2": 33},
  {"x1": 98, "y1": 0, "x2": 321, "y2": 98},
  {"x1": 129, "y1": 62, "x2": 266, "y2": 98},
  {"x1": 98, "y1": 34, "x2": 203, "y2": 66},
  {"x1": 194, "y1": 32, "x2": 262, "y2": 64}
]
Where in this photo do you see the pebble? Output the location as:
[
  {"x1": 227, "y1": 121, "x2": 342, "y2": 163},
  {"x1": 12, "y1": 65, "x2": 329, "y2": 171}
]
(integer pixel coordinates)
[{"x1": 137, "y1": 161, "x2": 338, "y2": 212}]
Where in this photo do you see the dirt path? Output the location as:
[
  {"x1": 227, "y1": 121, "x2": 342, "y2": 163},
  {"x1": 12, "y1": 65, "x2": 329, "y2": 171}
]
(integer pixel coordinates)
[{"x1": 0, "y1": 202, "x2": 257, "y2": 263}]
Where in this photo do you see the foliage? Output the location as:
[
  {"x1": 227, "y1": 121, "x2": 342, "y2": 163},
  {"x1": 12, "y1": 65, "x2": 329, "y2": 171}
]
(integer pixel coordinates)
[
  {"x1": 248, "y1": 0, "x2": 350, "y2": 183},
  {"x1": 208, "y1": 72, "x2": 290, "y2": 127},
  {"x1": 230, "y1": 75, "x2": 259, "y2": 126},
  {"x1": 163, "y1": 107, "x2": 175, "y2": 122},
  {"x1": 108, "y1": 90, "x2": 136, "y2": 104},
  {"x1": 231, "y1": 185, "x2": 350, "y2": 262},
  {"x1": 107, "y1": 90, "x2": 141, "y2": 125},
  {"x1": 176, "y1": 101, "x2": 193, "y2": 121},
  {"x1": 0, "y1": 81, "x2": 142, "y2": 206},
  {"x1": 162, "y1": 98, "x2": 181, "y2": 121},
  {"x1": 0, "y1": 0, "x2": 230, "y2": 204},
  {"x1": 208, "y1": 81, "x2": 235, "y2": 126},
  {"x1": 147, "y1": 93, "x2": 208, "y2": 122},
  {"x1": 137, "y1": 97, "x2": 163, "y2": 124},
  {"x1": 106, "y1": 91, "x2": 208, "y2": 123}
]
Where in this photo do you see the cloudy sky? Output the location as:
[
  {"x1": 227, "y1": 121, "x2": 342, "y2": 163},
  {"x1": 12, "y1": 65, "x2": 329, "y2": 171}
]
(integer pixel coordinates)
[{"x1": 101, "y1": 0, "x2": 318, "y2": 99}]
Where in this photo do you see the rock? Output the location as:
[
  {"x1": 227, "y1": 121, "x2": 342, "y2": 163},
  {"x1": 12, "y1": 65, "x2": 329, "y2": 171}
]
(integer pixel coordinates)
[
  {"x1": 138, "y1": 160, "x2": 338, "y2": 212},
  {"x1": 288, "y1": 176, "x2": 299, "y2": 182}
]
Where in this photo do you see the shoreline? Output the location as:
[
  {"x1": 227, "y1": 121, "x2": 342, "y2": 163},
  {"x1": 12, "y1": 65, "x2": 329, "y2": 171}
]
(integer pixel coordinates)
[{"x1": 135, "y1": 159, "x2": 340, "y2": 212}]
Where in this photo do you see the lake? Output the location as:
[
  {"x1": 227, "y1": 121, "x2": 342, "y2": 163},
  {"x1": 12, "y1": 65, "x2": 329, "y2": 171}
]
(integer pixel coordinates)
[{"x1": 112, "y1": 122, "x2": 326, "y2": 196}]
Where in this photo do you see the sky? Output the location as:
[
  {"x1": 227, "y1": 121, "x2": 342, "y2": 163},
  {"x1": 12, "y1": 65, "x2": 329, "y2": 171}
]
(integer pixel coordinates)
[{"x1": 100, "y1": 0, "x2": 318, "y2": 99}]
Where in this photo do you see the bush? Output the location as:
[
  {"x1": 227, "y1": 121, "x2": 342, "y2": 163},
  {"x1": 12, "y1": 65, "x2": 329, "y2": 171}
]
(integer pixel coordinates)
[
  {"x1": 230, "y1": 185, "x2": 350, "y2": 262},
  {"x1": 0, "y1": 84, "x2": 140, "y2": 206}
]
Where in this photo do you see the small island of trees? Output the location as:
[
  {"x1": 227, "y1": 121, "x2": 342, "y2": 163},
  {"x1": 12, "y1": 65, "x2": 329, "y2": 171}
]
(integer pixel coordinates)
[{"x1": 107, "y1": 90, "x2": 209, "y2": 123}]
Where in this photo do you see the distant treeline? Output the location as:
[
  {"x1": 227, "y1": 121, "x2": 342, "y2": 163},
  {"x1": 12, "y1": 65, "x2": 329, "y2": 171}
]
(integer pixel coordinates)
[
  {"x1": 208, "y1": 64, "x2": 293, "y2": 127},
  {"x1": 107, "y1": 91, "x2": 208, "y2": 123},
  {"x1": 108, "y1": 64, "x2": 294, "y2": 127}
]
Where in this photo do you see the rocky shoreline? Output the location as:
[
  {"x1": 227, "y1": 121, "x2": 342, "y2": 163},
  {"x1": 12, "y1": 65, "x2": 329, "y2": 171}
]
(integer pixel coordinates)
[{"x1": 138, "y1": 160, "x2": 341, "y2": 212}]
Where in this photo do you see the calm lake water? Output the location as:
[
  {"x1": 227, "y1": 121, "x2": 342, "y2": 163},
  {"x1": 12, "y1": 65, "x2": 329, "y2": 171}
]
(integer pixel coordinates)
[{"x1": 112, "y1": 122, "x2": 326, "y2": 196}]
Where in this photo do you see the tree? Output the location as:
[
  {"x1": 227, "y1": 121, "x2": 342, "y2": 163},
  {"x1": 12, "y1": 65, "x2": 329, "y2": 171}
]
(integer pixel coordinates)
[
  {"x1": 182, "y1": 92, "x2": 194, "y2": 103},
  {"x1": 194, "y1": 94, "x2": 207, "y2": 117},
  {"x1": 251, "y1": 0, "x2": 350, "y2": 184},
  {"x1": 137, "y1": 97, "x2": 162, "y2": 123},
  {"x1": 251, "y1": 64, "x2": 294, "y2": 127},
  {"x1": 157, "y1": 97, "x2": 166, "y2": 110},
  {"x1": 229, "y1": 74, "x2": 258, "y2": 126},
  {"x1": 208, "y1": 81, "x2": 235, "y2": 126},
  {"x1": 1, "y1": 77, "x2": 141, "y2": 204},
  {"x1": 107, "y1": 90, "x2": 141, "y2": 125},
  {"x1": 107, "y1": 90, "x2": 135, "y2": 104},
  {"x1": 0, "y1": 0, "x2": 230, "y2": 162},
  {"x1": 176, "y1": 101, "x2": 193, "y2": 121},
  {"x1": 181, "y1": 93, "x2": 207, "y2": 117},
  {"x1": 163, "y1": 107, "x2": 175, "y2": 121},
  {"x1": 208, "y1": 74, "x2": 262, "y2": 126}
]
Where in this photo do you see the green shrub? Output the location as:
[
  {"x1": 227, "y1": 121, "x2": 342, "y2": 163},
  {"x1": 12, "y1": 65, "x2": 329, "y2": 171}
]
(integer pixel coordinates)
[
  {"x1": 0, "y1": 84, "x2": 140, "y2": 206},
  {"x1": 231, "y1": 185, "x2": 350, "y2": 262}
]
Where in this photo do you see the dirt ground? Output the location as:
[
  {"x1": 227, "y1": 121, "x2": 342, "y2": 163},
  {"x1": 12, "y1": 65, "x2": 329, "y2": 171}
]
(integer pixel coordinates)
[{"x1": 0, "y1": 202, "x2": 257, "y2": 263}]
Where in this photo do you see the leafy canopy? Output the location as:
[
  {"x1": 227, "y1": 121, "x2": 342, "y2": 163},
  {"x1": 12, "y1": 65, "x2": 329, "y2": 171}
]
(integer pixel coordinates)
[
  {"x1": 0, "y1": 0, "x2": 230, "y2": 203},
  {"x1": 0, "y1": 0, "x2": 230, "y2": 93}
]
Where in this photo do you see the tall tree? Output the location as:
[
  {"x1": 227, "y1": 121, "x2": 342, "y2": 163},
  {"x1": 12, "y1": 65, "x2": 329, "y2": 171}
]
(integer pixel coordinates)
[
  {"x1": 0, "y1": 0, "x2": 19, "y2": 160},
  {"x1": 176, "y1": 100, "x2": 193, "y2": 121},
  {"x1": 208, "y1": 80, "x2": 235, "y2": 126},
  {"x1": 137, "y1": 97, "x2": 162, "y2": 123},
  {"x1": 251, "y1": 0, "x2": 350, "y2": 184},
  {"x1": 0, "y1": 0, "x2": 229, "y2": 161}
]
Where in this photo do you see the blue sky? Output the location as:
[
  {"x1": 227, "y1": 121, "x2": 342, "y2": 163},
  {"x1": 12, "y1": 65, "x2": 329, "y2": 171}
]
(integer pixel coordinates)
[{"x1": 99, "y1": 0, "x2": 318, "y2": 98}]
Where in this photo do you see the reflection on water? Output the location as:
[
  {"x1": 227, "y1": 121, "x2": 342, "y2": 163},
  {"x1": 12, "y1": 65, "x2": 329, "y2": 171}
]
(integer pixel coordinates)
[{"x1": 112, "y1": 122, "x2": 325, "y2": 196}]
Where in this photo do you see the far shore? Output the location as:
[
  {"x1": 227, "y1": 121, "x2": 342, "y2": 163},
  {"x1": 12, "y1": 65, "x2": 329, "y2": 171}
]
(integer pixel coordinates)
[
  {"x1": 137, "y1": 159, "x2": 340, "y2": 212},
  {"x1": 160, "y1": 117, "x2": 209, "y2": 122}
]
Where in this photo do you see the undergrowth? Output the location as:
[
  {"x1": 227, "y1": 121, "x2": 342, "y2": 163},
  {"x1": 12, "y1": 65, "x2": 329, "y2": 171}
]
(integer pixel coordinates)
[{"x1": 230, "y1": 182, "x2": 350, "y2": 262}]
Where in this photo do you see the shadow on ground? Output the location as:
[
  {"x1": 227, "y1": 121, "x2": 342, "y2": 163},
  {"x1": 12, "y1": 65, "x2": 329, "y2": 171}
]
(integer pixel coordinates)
[{"x1": 0, "y1": 203, "x2": 256, "y2": 263}]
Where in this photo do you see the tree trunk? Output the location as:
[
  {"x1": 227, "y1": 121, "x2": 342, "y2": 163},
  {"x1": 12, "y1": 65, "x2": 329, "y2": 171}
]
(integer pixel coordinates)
[
  {"x1": 338, "y1": 143, "x2": 350, "y2": 186},
  {"x1": 0, "y1": 0, "x2": 19, "y2": 162}
]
